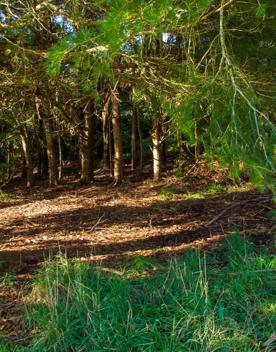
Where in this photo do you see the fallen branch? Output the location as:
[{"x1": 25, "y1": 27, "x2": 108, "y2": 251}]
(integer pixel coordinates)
[{"x1": 88, "y1": 214, "x2": 105, "y2": 232}]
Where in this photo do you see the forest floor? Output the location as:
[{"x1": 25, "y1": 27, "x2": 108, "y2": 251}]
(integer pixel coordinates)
[{"x1": 0, "y1": 160, "x2": 275, "y2": 341}]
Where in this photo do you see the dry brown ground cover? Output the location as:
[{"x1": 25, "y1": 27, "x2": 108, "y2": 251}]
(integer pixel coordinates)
[{"x1": 0, "y1": 162, "x2": 275, "y2": 340}]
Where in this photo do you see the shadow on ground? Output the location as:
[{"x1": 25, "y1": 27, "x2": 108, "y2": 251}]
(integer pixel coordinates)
[{"x1": 0, "y1": 181, "x2": 274, "y2": 271}]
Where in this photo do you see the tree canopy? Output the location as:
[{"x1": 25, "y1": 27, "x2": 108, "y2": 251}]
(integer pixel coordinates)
[{"x1": 0, "y1": 0, "x2": 275, "y2": 188}]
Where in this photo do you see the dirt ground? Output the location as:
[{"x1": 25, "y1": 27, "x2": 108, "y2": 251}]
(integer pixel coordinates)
[
  {"x1": 1, "y1": 163, "x2": 274, "y2": 268},
  {"x1": 0, "y1": 162, "x2": 275, "y2": 340}
]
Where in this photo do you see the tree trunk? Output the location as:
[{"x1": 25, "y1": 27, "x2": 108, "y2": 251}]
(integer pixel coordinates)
[
  {"x1": 160, "y1": 109, "x2": 166, "y2": 165},
  {"x1": 131, "y1": 105, "x2": 138, "y2": 172},
  {"x1": 20, "y1": 127, "x2": 34, "y2": 187},
  {"x1": 102, "y1": 94, "x2": 110, "y2": 170},
  {"x1": 79, "y1": 103, "x2": 94, "y2": 184},
  {"x1": 35, "y1": 96, "x2": 58, "y2": 187},
  {"x1": 108, "y1": 113, "x2": 113, "y2": 176},
  {"x1": 137, "y1": 109, "x2": 143, "y2": 176},
  {"x1": 36, "y1": 115, "x2": 48, "y2": 179},
  {"x1": 111, "y1": 91, "x2": 123, "y2": 185},
  {"x1": 44, "y1": 117, "x2": 58, "y2": 187},
  {"x1": 152, "y1": 119, "x2": 161, "y2": 182},
  {"x1": 57, "y1": 134, "x2": 63, "y2": 181}
]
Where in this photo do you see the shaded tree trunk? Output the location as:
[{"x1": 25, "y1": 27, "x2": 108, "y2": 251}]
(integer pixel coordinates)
[
  {"x1": 57, "y1": 134, "x2": 63, "y2": 181},
  {"x1": 79, "y1": 102, "x2": 94, "y2": 184},
  {"x1": 111, "y1": 91, "x2": 123, "y2": 185},
  {"x1": 35, "y1": 96, "x2": 58, "y2": 187},
  {"x1": 102, "y1": 94, "x2": 110, "y2": 170},
  {"x1": 137, "y1": 109, "x2": 143, "y2": 176},
  {"x1": 131, "y1": 105, "x2": 138, "y2": 173},
  {"x1": 20, "y1": 127, "x2": 34, "y2": 187},
  {"x1": 44, "y1": 116, "x2": 58, "y2": 187},
  {"x1": 160, "y1": 109, "x2": 166, "y2": 165},
  {"x1": 36, "y1": 115, "x2": 48, "y2": 179}
]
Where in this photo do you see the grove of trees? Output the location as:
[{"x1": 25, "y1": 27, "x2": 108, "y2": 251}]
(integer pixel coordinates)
[{"x1": 0, "y1": 0, "x2": 275, "y2": 189}]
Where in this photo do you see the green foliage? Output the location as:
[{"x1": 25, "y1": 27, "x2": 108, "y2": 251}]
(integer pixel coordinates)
[
  {"x1": 159, "y1": 185, "x2": 182, "y2": 199},
  {"x1": 1, "y1": 0, "x2": 275, "y2": 189},
  {"x1": 167, "y1": 70, "x2": 275, "y2": 189},
  {"x1": 0, "y1": 272, "x2": 16, "y2": 287},
  {"x1": 14, "y1": 235, "x2": 276, "y2": 351},
  {"x1": 0, "y1": 342, "x2": 19, "y2": 352}
]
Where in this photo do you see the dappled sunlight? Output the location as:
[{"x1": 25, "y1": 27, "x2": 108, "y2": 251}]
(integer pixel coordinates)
[{"x1": 0, "y1": 177, "x2": 273, "y2": 270}]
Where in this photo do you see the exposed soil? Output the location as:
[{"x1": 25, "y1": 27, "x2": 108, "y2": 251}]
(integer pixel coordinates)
[{"x1": 0, "y1": 162, "x2": 275, "y2": 341}]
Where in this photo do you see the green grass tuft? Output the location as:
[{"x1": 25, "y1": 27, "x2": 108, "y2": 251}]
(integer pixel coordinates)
[
  {"x1": 6, "y1": 235, "x2": 276, "y2": 351},
  {"x1": 159, "y1": 185, "x2": 182, "y2": 199}
]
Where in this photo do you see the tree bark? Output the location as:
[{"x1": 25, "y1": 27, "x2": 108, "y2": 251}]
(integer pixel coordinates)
[
  {"x1": 36, "y1": 115, "x2": 48, "y2": 179},
  {"x1": 152, "y1": 119, "x2": 161, "y2": 182},
  {"x1": 35, "y1": 96, "x2": 58, "y2": 187},
  {"x1": 131, "y1": 105, "x2": 138, "y2": 172},
  {"x1": 111, "y1": 91, "x2": 123, "y2": 185},
  {"x1": 137, "y1": 109, "x2": 143, "y2": 176},
  {"x1": 102, "y1": 94, "x2": 110, "y2": 170},
  {"x1": 57, "y1": 134, "x2": 63, "y2": 181},
  {"x1": 44, "y1": 116, "x2": 58, "y2": 187},
  {"x1": 79, "y1": 102, "x2": 94, "y2": 184},
  {"x1": 20, "y1": 127, "x2": 34, "y2": 187}
]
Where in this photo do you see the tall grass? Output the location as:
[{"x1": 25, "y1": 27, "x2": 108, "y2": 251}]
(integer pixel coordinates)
[{"x1": 4, "y1": 235, "x2": 276, "y2": 351}]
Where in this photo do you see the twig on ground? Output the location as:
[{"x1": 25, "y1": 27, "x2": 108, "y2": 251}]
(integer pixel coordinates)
[
  {"x1": 205, "y1": 197, "x2": 271, "y2": 227},
  {"x1": 88, "y1": 214, "x2": 105, "y2": 232}
]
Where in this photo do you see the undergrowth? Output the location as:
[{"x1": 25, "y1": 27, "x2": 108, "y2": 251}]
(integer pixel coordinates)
[
  {"x1": 3, "y1": 234, "x2": 276, "y2": 351},
  {"x1": 0, "y1": 191, "x2": 14, "y2": 201},
  {"x1": 159, "y1": 183, "x2": 228, "y2": 200}
]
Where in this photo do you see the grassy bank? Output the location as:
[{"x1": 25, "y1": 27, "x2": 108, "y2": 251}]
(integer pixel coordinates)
[{"x1": 1, "y1": 234, "x2": 275, "y2": 351}]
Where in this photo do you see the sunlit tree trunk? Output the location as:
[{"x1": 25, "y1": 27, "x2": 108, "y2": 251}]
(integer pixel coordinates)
[
  {"x1": 152, "y1": 119, "x2": 161, "y2": 182},
  {"x1": 111, "y1": 91, "x2": 123, "y2": 185}
]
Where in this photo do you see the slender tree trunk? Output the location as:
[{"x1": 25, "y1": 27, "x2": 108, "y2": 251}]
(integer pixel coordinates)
[
  {"x1": 102, "y1": 94, "x2": 110, "y2": 170},
  {"x1": 111, "y1": 91, "x2": 123, "y2": 185},
  {"x1": 137, "y1": 109, "x2": 143, "y2": 176},
  {"x1": 108, "y1": 114, "x2": 113, "y2": 176},
  {"x1": 6, "y1": 142, "x2": 11, "y2": 180},
  {"x1": 44, "y1": 117, "x2": 58, "y2": 187},
  {"x1": 35, "y1": 96, "x2": 58, "y2": 187},
  {"x1": 79, "y1": 103, "x2": 94, "y2": 184},
  {"x1": 131, "y1": 105, "x2": 138, "y2": 172},
  {"x1": 160, "y1": 109, "x2": 166, "y2": 165},
  {"x1": 152, "y1": 119, "x2": 161, "y2": 182},
  {"x1": 57, "y1": 134, "x2": 63, "y2": 181},
  {"x1": 36, "y1": 115, "x2": 48, "y2": 178},
  {"x1": 20, "y1": 127, "x2": 34, "y2": 187}
]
